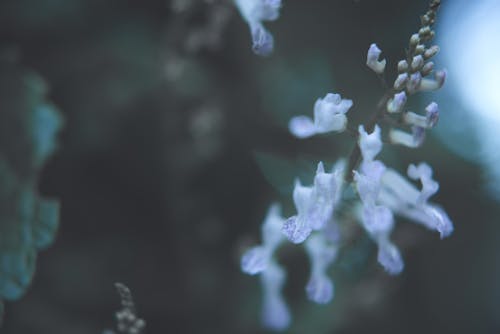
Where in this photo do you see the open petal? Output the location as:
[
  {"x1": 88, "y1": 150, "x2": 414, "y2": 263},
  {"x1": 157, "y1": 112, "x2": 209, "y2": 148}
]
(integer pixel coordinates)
[
  {"x1": 377, "y1": 241, "x2": 404, "y2": 275},
  {"x1": 289, "y1": 116, "x2": 316, "y2": 138},
  {"x1": 281, "y1": 216, "x2": 312, "y2": 244}
]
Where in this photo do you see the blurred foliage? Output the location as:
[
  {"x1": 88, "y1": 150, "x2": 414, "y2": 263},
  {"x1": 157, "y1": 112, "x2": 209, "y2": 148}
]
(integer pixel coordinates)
[{"x1": 0, "y1": 59, "x2": 62, "y2": 316}]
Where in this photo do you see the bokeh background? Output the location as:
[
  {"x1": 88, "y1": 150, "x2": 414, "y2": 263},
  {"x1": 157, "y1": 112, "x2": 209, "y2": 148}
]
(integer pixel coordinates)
[{"x1": 1, "y1": 0, "x2": 499, "y2": 333}]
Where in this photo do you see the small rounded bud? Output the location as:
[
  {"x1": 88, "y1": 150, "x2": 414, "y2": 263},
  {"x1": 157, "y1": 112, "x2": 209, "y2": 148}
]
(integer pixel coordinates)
[
  {"x1": 387, "y1": 91, "x2": 407, "y2": 114},
  {"x1": 425, "y1": 102, "x2": 439, "y2": 127},
  {"x1": 366, "y1": 43, "x2": 386, "y2": 74},
  {"x1": 394, "y1": 73, "x2": 409, "y2": 90},
  {"x1": 424, "y1": 45, "x2": 440, "y2": 59},
  {"x1": 411, "y1": 55, "x2": 424, "y2": 71},
  {"x1": 421, "y1": 14, "x2": 430, "y2": 26},
  {"x1": 421, "y1": 61, "x2": 435, "y2": 76},
  {"x1": 406, "y1": 72, "x2": 422, "y2": 94},
  {"x1": 415, "y1": 44, "x2": 425, "y2": 55},
  {"x1": 435, "y1": 69, "x2": 446, "y2": 86},
  {"x1": 410, "y1": 34, "x2": 420, "y2": 46},
  {"x1": 419, "y1": 26, "x2": 432, "y2": 37},
  {"x1": 397, "y1": 60, "x2": 409, "y2": 73}
]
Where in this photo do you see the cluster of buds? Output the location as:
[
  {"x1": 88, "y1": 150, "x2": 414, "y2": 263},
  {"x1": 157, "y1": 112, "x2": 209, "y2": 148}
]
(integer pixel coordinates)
[
  {"x1": 241, "y1": 0, "x2": 453, "y2": 330},
  {"x1": 369, "y1": 0, "x2": 445, "y2": 149},
  {"x1": 105, "y1": 283, "x2": 146, "y2": 334}
]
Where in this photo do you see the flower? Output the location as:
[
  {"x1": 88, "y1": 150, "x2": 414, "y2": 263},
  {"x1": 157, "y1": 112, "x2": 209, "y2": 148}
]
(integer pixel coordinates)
[
  {"x1": 387, "y1": 91, "x2": 407, "y2": 113},
  {"x1": 407, "y1": 72, "x2": 423, "y2": 94},
  {"x1": 389, "y1": 126, "x2": 426, "y2": 148},
  {"x1": 403, "y1": 102, "x2": 440, "y2": 128},
  {"x1": 394, "y1": 73, "x2": 409, "y2": 90},
  {"x1": 358, "y1": 125, "x2": 382, "y2": 164},
  {"x1": 282, "y1": 162, "x2": 339, "y2": 243},
  {"x1": 241, "y1": 204, "x2": 286, "y2": 274},
  {"x1": 260, "y1": 261, "x2": 290, "y2": 330},
  {"x1": 420, "y1": 69, "x2": 446, "y2": 91},
  {"x1": 411, "y1": 55, "x2": 425, "y2": 71},
  {"x1": 304, "y1": 234, "x2": 338, "y2": 304},
  {"x1": 355, "y1": 125, "x2": 404, "y2": 274},
  {"x1": 240, "y1": 204, "x2": 290, "y2": 330},
  {"x1": 289, "y1": 93, "x2": 353, "y2": 138},
  {"x1": 234, "y1": 0, "x2": 282, "y2": 56},
  {"x1": 366, "y1": 43, "x2": 387, "y2": 74},
  {"x1": 379, "y1": 163, "x2": 454, "y2": 238}
]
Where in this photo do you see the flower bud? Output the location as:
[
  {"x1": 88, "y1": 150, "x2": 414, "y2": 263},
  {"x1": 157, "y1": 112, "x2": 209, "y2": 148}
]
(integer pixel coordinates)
[
  {"x1": 420, "y1": 69, "x2": 446, "y2": 91},
  {"x1": 393, "y1": 73, "x2": 409, "y2": 90},
  {"x1": 389, "y1": 126, "x2": 425, "y2": 148},
  {"x1": 421, "y1": 61, "x2": 434, "y2": 76},
  {"x1": 415, "y1": 44, "x2": 425, "y2": 55},
  {"x1": 424, "y1": 45, "x2": 440, "y2": 59},
  {"x1": 397, "y1": 60, "x2": 409, "y2": 73},
  {"x1": 410, "y1": 34, "x2": 420, "y2": 46},
  {"x1": 411, "y1": 55, "x2": 424, "y2": 71},
  {"x1": 366, "y1": 43, "x2": 387, "y2": 74},
  {"x1": 387, "y1": 91, "x2": 407, "y2": 113},
  {"x1": 406, "y1": 72, "x2": 422, "y2": 94}
]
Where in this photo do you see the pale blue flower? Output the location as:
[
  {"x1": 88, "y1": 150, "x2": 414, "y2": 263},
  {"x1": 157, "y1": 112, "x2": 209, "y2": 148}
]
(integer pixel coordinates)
[
  {"x1": 234, "y1": 0, "x2": 282, "y2": 56},
  {"x1": 260, "y1": 261, "x2": 290, "y2": 330},
  {"x1": 358, "y1": 125, "x2": 382, "y2": 164},
  {"x1": 241, "y1": 204, "x2": 286, "y2": 274},
  {"x1": 420, "y1": 69, "x2": 446, "y2": 91},
  {"x1": 366, "y1": 43, "x2": 387, "y2": 74},
  {"x1": 289, "y1": 93, "x2": 353, "y2": 138},
  {"x1": 377, "y1": 238, "x2": 404, "y2": 275},
  {"x1": 355, "y1": 125, "x2": 404, "y2": 274},
  {"x1": 425, "y1": 102, "x2": 439, "y2": 127},
  {"x1": 403, "y1": 102, "x2": 440, "y2": 129},
  {"x1": 282, "y1": 162, "x2": 338, "y2": 243},
  {"x1": 407, "y1": 163, "x2": 439, "y2": 205},
  {"x1": 380, "y1": 164, "x2": 454, "y2": 238},
  {"x1": 241, "y1": 204, "x2": 290, "y2": 329},
  {"x1": 389, "y1": 126, "x2": 426, "y2": 148},
  {"x1": 304, "y1": 234, "x2": 337, "y2": 304}
]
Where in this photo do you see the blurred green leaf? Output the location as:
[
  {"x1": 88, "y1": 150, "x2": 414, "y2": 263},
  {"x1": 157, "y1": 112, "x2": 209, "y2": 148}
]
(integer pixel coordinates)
[{"x1": 0, "y1": 61, "x2": 62, "y2": 305}]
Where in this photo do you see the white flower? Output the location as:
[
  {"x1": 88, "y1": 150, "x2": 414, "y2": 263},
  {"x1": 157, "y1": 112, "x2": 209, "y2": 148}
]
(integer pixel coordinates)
[
  {"x1": 260, "y1": 261, "x2": 291, "y2": 330},
  {"x1": 282, "y1": 162, "x2": 339, "y2": 243},
  {"x1": 389, "y1": 126, "x2": 426, "y2": 148},
  {"x1": 304, "y1": 234, "x2": 338, "y2": 304},
  {"x1": 379, "y1": 163, "x2": 454, "y2": 238},
  {"x1": 234, "y1": 0, "x2": 282, "y2": 56},
  {"x1": 354, "y1": 161, "x2": 386, "y2": 207},
  {"x1": 377, "y1": 238, "x2": 404, "y2": 275},
  {"x1": 354, "y1": 125, "x2": 404, "y2": 274},
  {"x1": 420, "y1": 69, "x2": 446, "y2": 91},
  {"x1": 241, "y1": 203, "x2": 286, "y2": 274},
  {"x1": 366, "y1": 43, "x2": 387, "y2": 74},
  {"x1": 289, "y1": 93, "x2": 353, "y2": 138},
  {"x1": 240, "y1": 204, "x2": 290, "y2": 329},
  {"x1": 358, "y1": 124, "x2": 382, "y2": 164},
  {"x1": 403, "y1": 102, "x2": 440, "y2": 128}
]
